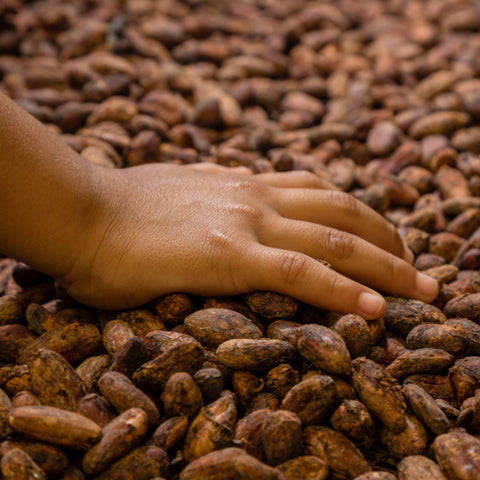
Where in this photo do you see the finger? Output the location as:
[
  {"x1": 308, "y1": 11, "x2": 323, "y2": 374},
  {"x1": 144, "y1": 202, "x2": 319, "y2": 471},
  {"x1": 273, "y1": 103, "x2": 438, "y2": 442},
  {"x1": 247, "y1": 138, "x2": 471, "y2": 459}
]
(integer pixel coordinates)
[
  {"x1": 273, "y1": 188, "x2": 412, "y2": 262},
  {"x1": 186, "y1": 163, "x2": 253, "y2": 175},
  {"x1": 259, "y1": 216, "x2": 438, "y2": 302},
  {"x1": 254, "y1": 170, "x2": 337, "y2": 190},
  {"x1": 243, "y1": 243, "x2": 387, "y2": 320}
]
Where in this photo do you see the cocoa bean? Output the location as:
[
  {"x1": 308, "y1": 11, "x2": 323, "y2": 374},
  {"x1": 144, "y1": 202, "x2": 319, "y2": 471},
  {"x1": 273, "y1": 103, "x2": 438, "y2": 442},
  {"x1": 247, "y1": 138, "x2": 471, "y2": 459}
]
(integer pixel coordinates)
[
  {"x1": 161, "y1": 372, "x2": 203, "y2": 420},
  {"x1": 179, "y1": 447, "x2": 288, "y2": 480},
  {"x1": 151, "y1": 416, "x2": 189, "y2": 452},
  {"x1": 382, "y1": 297, "x2": 446, "y2": 337},
  {"x1": 183, "y1": 390, "x2": 237, "y2": 463},
  {"x1": 276, "y1": 455, "x2": 329, "y2": 480},
  {"x1": 397, "y1": 455, "x2": 447, "y2": 480},
  {"x1": 98, "y1": 371, "x2": 159, "y2": 427},
  {"x1": 403, "y1": 383, "x2": 450, "y2": 435},
  {"x1": 9, "y1": 406, "x2": 101, "y2": 449},
  {"x1": 296, "y1": 324, "x2": 351, "y2": 375},
  {"x1": 184, "y1": 308, "x2": 262, "y2": 348},
  {"x1": 351, "y1": 357, "x2": 407, "y2": 433},
  {"x1": 330, "y1": 399, "x2": 376, "y2": 451},
  {"x1": 386, "y1": 348, "x2": 453, "y2": 379},
  {"x1": 433, "y1": 430, "x2": 480, "y2": 480},
  {"x1": 28, "y1": 348, "x2": 86, "y2": 411},
  {"x1": 303, "y1": 426, "x2": 371, "y2": 480},
  {"x1": 0, "y1": 447, "x2": 47, "y2": 480},
  {"x1": 82, "y1": 407, "x2": 149, "y2": 476},
  {"x1": 216, "y1": 339, "x2": 295, "y2": 371},
  {"x1": 261, "y1": 410, "x2": 302, "y2": 466},
  {"x1": 281, "y1": 375, "x2": 338, "y2": 426}
]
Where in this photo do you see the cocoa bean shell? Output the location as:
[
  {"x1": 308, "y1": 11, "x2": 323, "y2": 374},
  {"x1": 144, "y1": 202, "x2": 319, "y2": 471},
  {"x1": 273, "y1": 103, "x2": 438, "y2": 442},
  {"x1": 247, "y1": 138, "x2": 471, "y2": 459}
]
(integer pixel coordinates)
[
  {"x1": 234, "y1": 408, "x2": 273, "y2": 460},
  {"x1": 152, "y1": 293, "x2": 194, "y2": 329},
  {"x1": 332, "y1": 314, "x2": 373, "y2": 358},
  {"x1": 330, "y1": 399, "x2": 376, "y2": 451},
  {"x1": 397, "y1": 455, "x2": 447, "y2": 480},
  {"x1": 193, "y1": 367, "x2": 224, "y2": 404},
  {"x1": 75, "y1": 355, "x2": 111, "y2": 393},
  {"x1": 115, "y1": 309, "x2": 166, "y2": 337},
  {"x1": 244, "y1": 291, "x2": 298, "y2": 321},
  {"x1": 77, "y1": 393, "x2": 117, "y2": 428},
  {"x1": 0, "y1": 388, "x2": 12, "y2": 441},
  {"x1": 161, "y1": 372, "x2": 203, "y2": 420},
  {"x1": 444, "y1": 293, "x2": 480, "y2": 322},
  {"x1": 354, "y1": 473, "x2": 397, "y2": 480}
]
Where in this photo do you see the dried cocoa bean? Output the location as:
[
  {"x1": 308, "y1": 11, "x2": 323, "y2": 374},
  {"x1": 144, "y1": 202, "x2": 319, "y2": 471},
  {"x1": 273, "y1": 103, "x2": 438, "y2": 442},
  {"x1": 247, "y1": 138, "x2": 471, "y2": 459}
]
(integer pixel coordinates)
[
  {"x1": 244, "y1": 292, "x2": 298, "y2": 321},
  {"x1": 433, "y1": 430, "x2": 480, "y2": 480},
  {"x1": 98, "y1": 371, "x2": 159, "y2": 427},
  {"x1": 0, "y1": 447, "x2": 47, "y2": 480},
  {"x1": 151, "y1": 416, "x2": 189, "y2": 452},
  {"x1": 261, "y1": 409, "x2": 302, "y2": 466},
  {"x1": 19, "y1": 322, "x2": 102, "y2": 366},
  {"x1": 406, "y1": 323, "x2": 470, "y2": 357},
  {"x1": 276, "y1": 455, "x2": 329, "y2": 480},
  {"x1": 216, "y1": 339, "x2": 295, "y2": 371},
  {"x1": 82, "y1": 407, "x2": 149, "y2": 476},
  {"x1": 161, "y1": 372, "x2": 203, "y2": 420},
  {"x1": 28, "y1": 348, "x2": 86, "y2": 411},
  {"x1": 351, "y1": 357, "x2": 407, "y2": 433},
  {"x1": 8, "y1": 406, "x2": 101, "y2": 449},
  {"x1": 133, "y1": 338, "x2": 204, "y2": 392},
  {"x1": 397, "y1": 455, "x2": 447, "y2": 480},
  {"x1": 184, "y1": 308, "x2": 262, "y2": 348},
  {"x1": 193, "y1": 367, "x2": 224, "y2": 404},
  {"x1": 303, "y1": 426, "x2": 371, "y2": 480},
  {"x1": 93, "y1": 445, "x2": 168, "y2": 480},
  {"x1": 403, "y1": 383, "x2": 450, "y2": 435},
  {"x1": 387, "y1": 348, "x2": 453, "y2": 379},
  {"x1": 183, "y1": 390, "x2": 237, "y2": 463},
  {"x1": 76, "y1": 393, "x2": 116, "y2": 428},
  {"x1": 280, "y1": 375, "x2": 338, "y2": 426},
  {"x1": 179, "y1": 447, "x2": 288, "y2": 480},
  {"x1": 381, "y1": 297, "x2": 446, "y2": 336},
  {"x1": 296, "y1": 324, "x2": 351, "y2": 375}
]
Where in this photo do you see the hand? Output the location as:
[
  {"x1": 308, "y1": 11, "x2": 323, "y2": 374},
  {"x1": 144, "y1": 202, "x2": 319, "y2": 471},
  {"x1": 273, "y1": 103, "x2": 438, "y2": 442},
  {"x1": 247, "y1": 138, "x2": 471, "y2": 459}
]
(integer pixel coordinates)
[{"x1": 60, "y1": 163, "x2": 438, "y2": 319}]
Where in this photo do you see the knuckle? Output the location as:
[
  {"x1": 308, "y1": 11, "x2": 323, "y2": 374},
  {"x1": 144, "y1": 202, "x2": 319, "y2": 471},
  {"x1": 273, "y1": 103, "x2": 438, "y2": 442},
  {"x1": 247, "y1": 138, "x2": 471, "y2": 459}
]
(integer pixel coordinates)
[
  {"x1": 225, "y1": 202, "x2": 263, "y2": 223},
  {"x1": 293, "y1": 170, "x2": 323, "y2": 188},
  {"x1": 329, "y1": 190, "x2": 362, "y2": 218},
  {"x1": 278, "y1": 252, "x2": 308, "y2": 286},
  {"x1": 327, "y1": 228, "x2": 354, "y2": 260}
]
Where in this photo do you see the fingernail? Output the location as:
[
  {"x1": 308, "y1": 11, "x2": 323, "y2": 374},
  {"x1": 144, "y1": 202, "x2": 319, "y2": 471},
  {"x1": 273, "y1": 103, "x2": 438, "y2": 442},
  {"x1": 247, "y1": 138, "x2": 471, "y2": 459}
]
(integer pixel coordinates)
[
  {"x1": 416, "y1": 272, "x2": 439, "y2": 299},
  {"x1": 359, "y1": 292, "x2": 385, "y2": 318}
]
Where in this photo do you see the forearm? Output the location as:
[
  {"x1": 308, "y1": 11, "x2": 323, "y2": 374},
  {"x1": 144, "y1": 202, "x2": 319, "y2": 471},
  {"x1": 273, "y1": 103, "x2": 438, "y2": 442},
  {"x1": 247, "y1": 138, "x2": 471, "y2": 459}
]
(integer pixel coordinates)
[{"x1": 0, "y1": 91, "x2": 100, "y2": 279}]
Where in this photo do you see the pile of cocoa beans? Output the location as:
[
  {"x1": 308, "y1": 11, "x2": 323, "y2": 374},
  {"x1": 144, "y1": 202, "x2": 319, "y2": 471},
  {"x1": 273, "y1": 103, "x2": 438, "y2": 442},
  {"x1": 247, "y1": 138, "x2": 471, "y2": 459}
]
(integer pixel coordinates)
[{"x1": 2, "y1": 0, "x2": 480, "y2": 478}]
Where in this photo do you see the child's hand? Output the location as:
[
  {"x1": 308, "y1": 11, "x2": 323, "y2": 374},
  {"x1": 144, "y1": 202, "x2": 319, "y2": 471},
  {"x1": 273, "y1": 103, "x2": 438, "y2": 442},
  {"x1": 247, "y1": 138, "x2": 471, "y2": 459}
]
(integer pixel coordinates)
[{"x1": 60, "y1": 163, "x2": 438, "y2": 319}]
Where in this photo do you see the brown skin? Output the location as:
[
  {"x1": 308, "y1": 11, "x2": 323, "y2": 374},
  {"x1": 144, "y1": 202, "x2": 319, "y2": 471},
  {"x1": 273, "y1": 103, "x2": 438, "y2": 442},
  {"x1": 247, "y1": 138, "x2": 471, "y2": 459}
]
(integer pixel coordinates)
[{"x1": 0, "y1": 92, "x2": 438, "y2": 319}]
